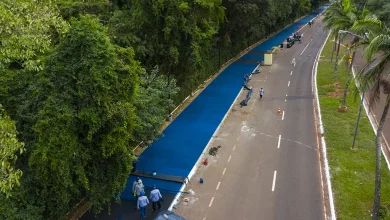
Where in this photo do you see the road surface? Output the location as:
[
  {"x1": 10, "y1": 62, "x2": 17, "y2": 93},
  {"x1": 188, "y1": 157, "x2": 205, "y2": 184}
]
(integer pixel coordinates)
[{"x1": 175, "y1": 16, "x2": 329, "y2": 220}]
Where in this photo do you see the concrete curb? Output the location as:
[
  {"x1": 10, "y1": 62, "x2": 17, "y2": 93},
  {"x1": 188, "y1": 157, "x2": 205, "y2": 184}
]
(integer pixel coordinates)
[{"x1": 312, "y1": 31, "x2": 337, "y2": 220}]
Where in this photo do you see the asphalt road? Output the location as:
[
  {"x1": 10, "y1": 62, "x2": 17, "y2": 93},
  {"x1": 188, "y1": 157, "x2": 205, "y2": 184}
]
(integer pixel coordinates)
[{"x1": 175, "y1": 17, "x2": 329, "y2": 220}]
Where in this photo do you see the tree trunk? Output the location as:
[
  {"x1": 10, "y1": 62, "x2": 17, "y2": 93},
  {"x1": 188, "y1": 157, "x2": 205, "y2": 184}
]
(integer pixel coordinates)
[
  {"x1": 333, "y1": 39, "x2": 341, "y2": 77},
  {"x1": 341, "y1": 51, "x2": 356, "y2": 107},
  {"x1": 372, "y1": 94, "x2": 390, "y2": 220},
  {"x1": 331, "y1": 33, "x2": 338, "y2": 63}
]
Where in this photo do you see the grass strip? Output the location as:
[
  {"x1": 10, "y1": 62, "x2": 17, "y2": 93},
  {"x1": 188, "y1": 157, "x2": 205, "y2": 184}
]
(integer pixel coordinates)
[{"x1": 318, "y1": 36, "x2": 390, "y2": 219}]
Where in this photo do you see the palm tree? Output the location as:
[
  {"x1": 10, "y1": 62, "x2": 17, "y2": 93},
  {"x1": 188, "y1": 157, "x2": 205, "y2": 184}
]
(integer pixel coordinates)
[
  {"x1": 340, "y1": 8, "x2": 372, "y2": 109},
  {"x1": 355, "y1": 20, "x2": 390, "y2": 220},
  {"x1": 323, "y1": 0, "x2": 345, "y2": 63}
]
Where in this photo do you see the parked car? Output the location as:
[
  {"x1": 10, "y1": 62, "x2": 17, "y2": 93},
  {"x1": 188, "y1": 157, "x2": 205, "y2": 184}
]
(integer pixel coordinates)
[{"x1": 154, "y1": 210, "x2": 185, "y2": 220}]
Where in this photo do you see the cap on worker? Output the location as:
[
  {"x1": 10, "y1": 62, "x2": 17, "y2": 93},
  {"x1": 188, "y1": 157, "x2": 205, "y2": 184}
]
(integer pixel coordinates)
[
  {"x1": 136, "y1": 177, "x2": 140, "y2": 181},
  {"x1": 153, "y1": 184, "x2": 156, "y2": 188},
  {"x1": 140, "y1": 191, "x2": 145, "y2": 196}
]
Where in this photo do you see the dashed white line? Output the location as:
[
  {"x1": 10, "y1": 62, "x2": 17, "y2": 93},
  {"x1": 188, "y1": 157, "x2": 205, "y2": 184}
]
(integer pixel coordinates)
[
  {"x1": 233, "y1": 145, "x2": 236, "y2": 151},
  {"x1": 288, "y1": 81, "x2": 290, "y2": 87},
  {"x1": 301, "y1": 42, "x2": 311, "y2": 55},
  {"x1": 285, "y1": 100, "x2": 287, "y2": 102},
  {"x1": 209, "y1": 197, "x2": 215, "y2": 207},
  {"x1": 277, "y1": 135, "x2": 281, "y2": 148},
  {"x1": 272, "y1": 171, "x2": 277, "y2": 192},
  {"x1": 228, "y1": 155, "x2": 232, "y2": 162},
  {"x1": 290, "y1": 71, "x2": 293, "y2": 75},
  {"x1": 282, "y1": 111, "x2": 285, "y2": 120},
  {"x1": 222, "y1": 168, "x2": 227, "y2": 176},
  {"x1": 216, "y1": 181, "x2": 221, "y2": 190}
]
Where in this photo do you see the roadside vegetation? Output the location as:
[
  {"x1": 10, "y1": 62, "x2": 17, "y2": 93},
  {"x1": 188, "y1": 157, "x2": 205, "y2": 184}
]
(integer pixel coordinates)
[
  {"x1": 320, "y1": 0, "x2": 390, "y2": 219},
  {"x1": 318, "y1": 37, "x2": 390, "y2": 219}
]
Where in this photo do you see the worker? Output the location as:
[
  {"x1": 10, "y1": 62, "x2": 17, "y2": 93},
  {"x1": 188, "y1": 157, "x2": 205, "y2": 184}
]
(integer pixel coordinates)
[
  {"x1": 150, "y1": 184, "x2": 163, "y2": 212},
  {"x1": 137, "y1": 191, "x2": 149, "y2": 220}
]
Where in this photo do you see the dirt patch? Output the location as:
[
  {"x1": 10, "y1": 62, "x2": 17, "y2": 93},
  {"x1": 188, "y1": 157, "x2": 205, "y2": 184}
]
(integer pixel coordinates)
[
  {"x1": 325, "y1": 82, "x2": 343, "y2": 98},
  {"x1": 325, "y1": 91, "x2": 343, "y2": 98},
  {"x1": 241, "y1": 110, "x2": 250, "y2": 115}
]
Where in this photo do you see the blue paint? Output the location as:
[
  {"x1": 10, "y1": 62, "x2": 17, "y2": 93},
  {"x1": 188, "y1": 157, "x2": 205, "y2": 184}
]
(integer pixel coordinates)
[{"x1": 121, "y1": 5, "x2": 328, "y2": 198}]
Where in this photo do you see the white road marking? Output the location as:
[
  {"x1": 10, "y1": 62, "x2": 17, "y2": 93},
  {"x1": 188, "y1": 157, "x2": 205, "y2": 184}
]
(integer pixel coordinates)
[
  {"x1": 282, "y1": 111, "x2": 285, "y2": 120},
  {"x1": 300, "y1": 42, "x2": 311, "y2": 55},
  {"x1": 288, "y1": 81, "x2": 290, "y2": 87},
  {"x1": 233, "y1": 145, "x2": 236, "y2": 151},
  {"x1": 272, "y1": 171, "x2": 277, "y2": 192},
  {"x1": 277, "y1": 135, "x2": 281, "y2": 148},
  {"x1": 285, "y1": 99, "x2": 287, "y2": 102},
  {"x1": 290, "y1": 71, "x2": 293, "y2": 75},
  {"x1": 228, "y1": 155, "x2": 232, "y2": 162},
  {"x1": 209, "y1": 197, "x2": 215, "y2": 207},
  {"x1": 286, "y1": 94, "x2": 288, "y2": 97},
  {"x1": 222, "y1": 168, "x2": 227, "y2": 176},
  {"x1": 216, "y1": 181, "x2": 221, "y2": 190}
]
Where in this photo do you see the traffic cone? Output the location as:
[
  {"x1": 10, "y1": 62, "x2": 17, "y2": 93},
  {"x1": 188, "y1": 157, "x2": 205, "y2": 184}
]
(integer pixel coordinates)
[
  {"x1": 277, "y1": 108, "x2": 281, "y2": 115},
  {"x1": 203, "y1": 159, "x2": 208, "y2": 165}
]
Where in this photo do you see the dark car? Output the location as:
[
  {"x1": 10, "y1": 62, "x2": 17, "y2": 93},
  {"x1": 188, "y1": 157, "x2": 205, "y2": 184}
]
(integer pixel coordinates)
[{"x1": 154, "y1": 210, "x2": 184, "y2": 220}]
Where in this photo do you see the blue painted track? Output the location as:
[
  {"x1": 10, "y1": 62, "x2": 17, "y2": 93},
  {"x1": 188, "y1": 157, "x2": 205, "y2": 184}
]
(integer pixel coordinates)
[{"x1": 121, "y1": 6, "x2": 328, "y2": 200}]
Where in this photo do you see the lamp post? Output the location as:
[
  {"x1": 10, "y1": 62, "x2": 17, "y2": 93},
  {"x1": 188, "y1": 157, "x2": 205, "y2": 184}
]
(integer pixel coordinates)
[{"x1": 338, "y1": 30, "x2": 369, "y2": 42}]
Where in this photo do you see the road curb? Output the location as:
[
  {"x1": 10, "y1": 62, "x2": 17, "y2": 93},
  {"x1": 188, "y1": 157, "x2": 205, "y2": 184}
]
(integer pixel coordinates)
[{"x1": 312, "y1": 31, "x2": 337, "y2": 220}]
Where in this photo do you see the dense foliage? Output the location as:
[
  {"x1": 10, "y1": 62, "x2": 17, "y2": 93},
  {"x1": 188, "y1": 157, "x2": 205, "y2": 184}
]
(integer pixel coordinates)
[
  {"x1": 353, "y1": 0, "x2": 390, "y2": 26},
  {"x1": 0, "y1": 0, "x2": 326, "y2": 218}
]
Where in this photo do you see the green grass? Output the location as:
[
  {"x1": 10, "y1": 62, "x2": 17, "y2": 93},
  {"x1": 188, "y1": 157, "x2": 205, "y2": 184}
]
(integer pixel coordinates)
[{"x1": 318, "y1": 37, "x2": 390, "y2": 219}]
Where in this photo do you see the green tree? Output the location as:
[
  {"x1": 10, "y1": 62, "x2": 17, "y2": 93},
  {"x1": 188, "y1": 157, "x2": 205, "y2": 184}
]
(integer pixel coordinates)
[
  {"x1": 338, "y1": 8, "x2": 372, "y2": 109},
  {"x1": 109, "y1": 0, "x2": 224, "y2": 101},
  {"x1": 0, "y1": 105, "x2": 24, "y2": 198},
  {"x1": 27, "y1": 15, "x2": 142, "y2": 218},
  {"x1": 323, "y1": 0, "x2": 356, "y2": 77},
  {"x1": 0, "y1": 0, "x2": 69, "y2": 72},
  {"x1": 355, "y1": 19, "x2": 390, "y2": 220},
  {"x1": 134, "y1": 67, "x2": 179, "y2": 144},
  {"x1": 367, "y1": 0, "x2": 390, "y2": 26}
]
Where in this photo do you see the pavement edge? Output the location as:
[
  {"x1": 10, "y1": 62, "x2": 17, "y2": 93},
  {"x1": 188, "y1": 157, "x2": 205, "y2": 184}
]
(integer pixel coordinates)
[{"x1": 312, "y1": 31, "x2": 337, "y2": 220}]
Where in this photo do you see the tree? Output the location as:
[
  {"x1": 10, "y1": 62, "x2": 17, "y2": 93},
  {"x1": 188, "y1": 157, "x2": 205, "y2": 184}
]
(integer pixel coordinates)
[
  {"x1": 0, "y1": 0, "x2": 69, "y2": 72},
  {"x1": 134, "y1": 67, "x2": 179, "y2": 144},
  {"x1": 109, "y1": 0, "x2": 224, "y2": 100},
  {"x1": 324, "y1": 0, "x2": 358, "y2": 77},
  {"x1": 339, "y1": 8, "x2": 372, "y2": 108},
  {"x1": 355, "y1": 19, "x2": 390, "y2": 220},
  {"x1": 0, "y1": 105, "x2": 24, "y2": 198},
  {"x1": 323, "y1": 0, "x2": 344, "y2": 63},
  {"x1": 367, "y1": 0, "x2": 390, "y2": 26},
  {"x1": 26, "y1": 15, "x2": 142, "y2": 218}
]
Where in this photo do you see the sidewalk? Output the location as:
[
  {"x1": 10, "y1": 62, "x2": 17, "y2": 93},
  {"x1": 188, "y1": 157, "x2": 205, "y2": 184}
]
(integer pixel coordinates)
[{"x1": 352, "y1": 47, "x2": 390, "y2": 160}]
